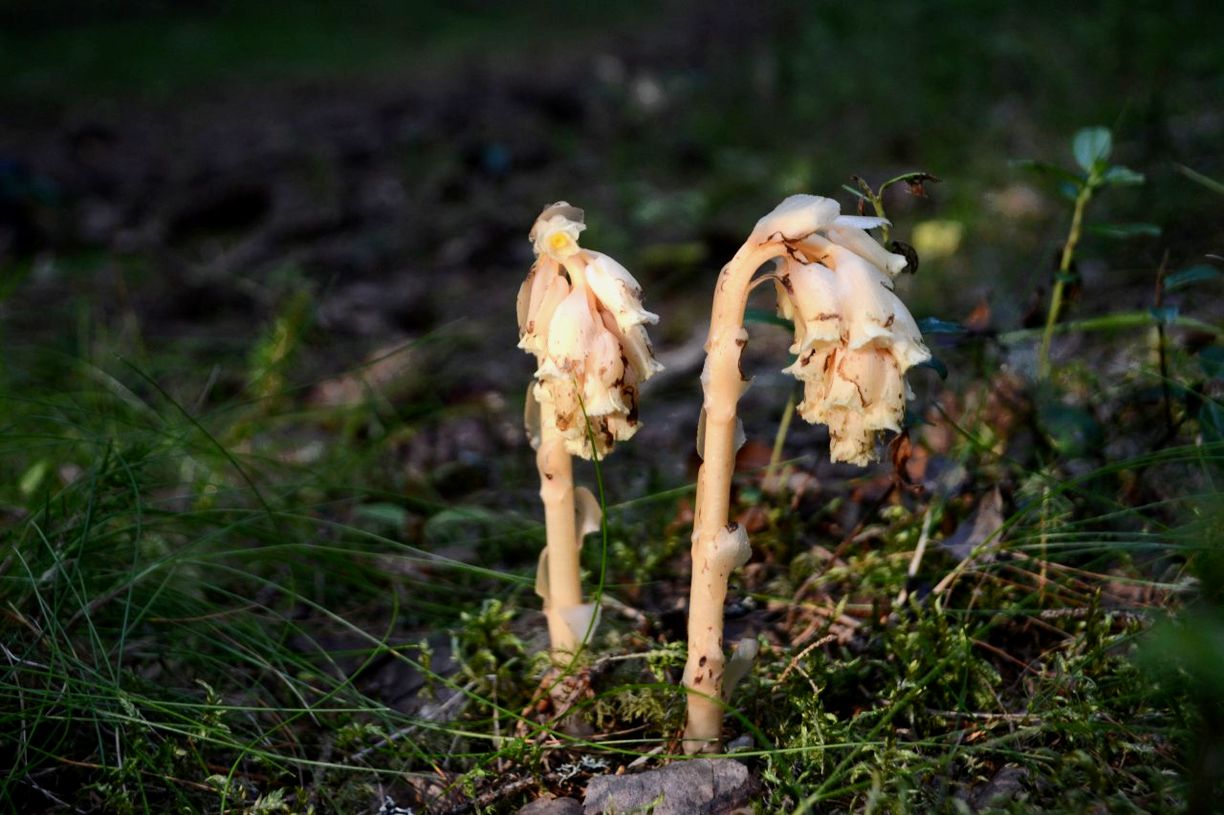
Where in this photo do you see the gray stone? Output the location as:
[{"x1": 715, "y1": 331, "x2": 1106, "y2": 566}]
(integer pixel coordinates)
[
  {"x1": 583, "y1": 759, "x2": 754, "y2": 815},
  {"x1": 517, "y1": 798, "x2": 583, "y2": 815},
  {"x1": 968, "y1": 764, "x2": 1029, "y2": 810}
]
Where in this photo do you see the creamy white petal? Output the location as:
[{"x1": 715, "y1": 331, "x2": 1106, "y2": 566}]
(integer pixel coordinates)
[
  {"x1": 574, "y1": 486, "x2": 602, "y2": 542},
  {"x1": 535, "y1": 547, "x2": 550, "y2": 601},
  {"x1": 825, "y1": 245, "x2": 906, "y2": 350},
  {"x1": 524, "y1": 383, "x2": 542, "y2": 450},
  {"x1": 541, "y1": 376, "x2": 582, "y2": 440},
  {"x1": 604, "y1": 412, "x2": 640, "y2": 447},
  {"x1": 559, "y1": 602, "x2": 600, "y2": 645},
  {"x1": 790, "y1": 348, "x2": 836, "y2": 420},
  {"x1": 748, "y1": 194, "x2": 841, "y2": 245},
  {"x1": 828, "y1": 422, "x2": 875, "y2": 466},
  {"x1": 532, "y1": 202, "x2": 585, "y2": 232},
  {"x1": 624, "y1": 323, "x2": 664, "y2": 380},
  {"x1": 546, "y1": 287, "x2": 597, "y2": 373},
  {"x1": 832, "y1": 214, "x2": 891, "y2": 230},
  {"x1": 518, "y1": 269, "x2": 572, "y2": 355},
  {"x1": 783, "y1": 261, "x2": 841, "y2": 354},
  {"x1": 521, "y1": 203, "x2": 660, "y2": 461},
  {"x1": 583, "y1": 251, "x2": 659, "y2": 330},
  {"x1": 825, "y1": 245, "x2": 930, "y2": 368},
  {"x1": 516, "y1": 266, "x2": 535, "y2": 332},
  {"x1": 823, "y1": 347, "x2": 881, "y2": 411},
  {"x1": 864, "y1": 357, "x2": 907, "y2": 432},
  {"x1": 581, "y1": 326, "x2": 627, "y2": 416},
  {"x1": 774, "y1": 278, "x2": 796, "y2": 323},
  {"x1": 722, "y1": 637, "x2": 761, "y2": 701},
  {"x1": 533, "y1": 211, "x2": 587, "y2": 261},
  {"x1": 823, "y1": 222, "x2": 908, "y2": 276},
  {"x1": 709, "y1": 521, "x2": 752, "y2": 572},
  {"x1": 885, "y1": 305, "x2": 932, "y2": 371}
]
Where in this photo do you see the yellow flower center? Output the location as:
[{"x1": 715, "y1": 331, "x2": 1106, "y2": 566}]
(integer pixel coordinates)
[{"x1": 549, "y1": 232, "x2": 573, "y2": 253}]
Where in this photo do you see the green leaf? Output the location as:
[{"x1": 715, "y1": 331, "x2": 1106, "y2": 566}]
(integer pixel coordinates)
[
  {"x1": 1101, "y1": 165, "x2": 1145, "y2": 186},
  {"x1": 354, "y1": 502, "x2": 408, "y2": 528},
  {"x1": 916, "y1": 317, "x2": 968, "y2": 335},
  {"x1": 1200, "y1": 346, "x2": 1224, "y2": 380},
  {"x1": 1164, "y1": 264, "x2": 1223, "y2": 291},
  {"x1": 744, "y1": 308, "x2": 794, "y2": 331},
  {"x1": 1037, "y1": 395, "x2": 1103, "y2": 457},
  {"x1": 1009, "y1": 158, "x2": 1084, "y2": 187},
  {"x1": 19, "y1": 459, "x2": 50, "y2": 497},
  {"x1": 1149, "y1": 305, "x2": 1180, "y2": 324},
  {"x1": 1087, "y1": 222, "x2": 1161, "y2": 239},
  {"x1": 1140, "y1": 612, "x2": 1224, "y2": 695},
  {"x1": 1072, "y1": 127, "x2": 1113, "y2": 173}
]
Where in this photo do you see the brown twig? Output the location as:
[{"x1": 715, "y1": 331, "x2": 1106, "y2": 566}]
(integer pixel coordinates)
[
  {"x1": 438, "y1": 774, "x2": 544, "y2": 815},
  {"x1": 777, "y1": 634, "x2": 837, "y2": 684}
]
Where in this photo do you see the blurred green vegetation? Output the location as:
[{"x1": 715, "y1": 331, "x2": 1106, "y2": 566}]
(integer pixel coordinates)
[{"x1": 0, "y1": 1, "x2": 648, "y2": 104}]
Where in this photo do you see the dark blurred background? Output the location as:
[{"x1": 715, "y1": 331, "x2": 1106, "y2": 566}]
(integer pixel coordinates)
[{"x1": 1, "y1": 0, "x2": 1222, "y2": 451}]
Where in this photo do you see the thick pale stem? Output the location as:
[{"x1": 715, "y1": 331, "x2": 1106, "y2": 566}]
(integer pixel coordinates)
[
  {"x1": 683, "y1": 242, "x2": 783, "y2": 753},
  {"x1": 538, "y1": 400, "x2": 583, "y2": 662}
]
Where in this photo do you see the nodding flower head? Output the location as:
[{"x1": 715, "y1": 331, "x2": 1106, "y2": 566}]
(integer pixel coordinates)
[
  {"x1": 531, "y1": 202, "x2": 586, "y2": 261},
  {"x1": 518, "y1": 202, "x2": 663, "y2": 459},
  {"x1": 756, "y1": 195, "x2": 929, "y2": 466}
]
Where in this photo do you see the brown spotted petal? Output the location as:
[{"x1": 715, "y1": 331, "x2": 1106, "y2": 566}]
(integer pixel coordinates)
[
  {"x1": 821, "y1": 221, "x2": 909, "y2": 277},
  {"x1": 520, "y1": 203, "x2": 662, "y2": 459},
  {"x1": 581, "y1": 322, "x2": 628, "y2": 417},
  {"x1": 582, "y1": 251, "x2": 659, "y2": 331},
  {"x1": 789, "y1": 346, "x2": 908, "y2": 466},
  {"x1": 825, "y1": 245, "x2": 928, "y2": 365},
  {"x1": 542, "y1": 286, "x2": 597, "y2": 376},
  {"x1": 775, "y1": 210, "x2": 929, "y2": 466},
  {"x1": 778, "y1": 260, "x2": 841, "y2": 355},
  {"x1": 518, "y1": 262, "x2": 571, "y2": 356}
]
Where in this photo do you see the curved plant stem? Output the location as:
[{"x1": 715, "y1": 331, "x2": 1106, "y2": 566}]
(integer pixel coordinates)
[
  {"x1": 683, "y1": 241, "x2": 783, "y2": 753},
  {"x1": 537, "y1": 399, "x2": 582, "y2": 661},
  {"x1": 1037, "y1": 183, "x2": 1094, "y2": 379}
]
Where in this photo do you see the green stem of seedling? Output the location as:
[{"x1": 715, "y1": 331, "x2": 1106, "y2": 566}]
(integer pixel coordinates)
[
  {"x1": 764, "y1": 391, "x2": 796, "y2": 493},
  {"x1": 869, "y1": 194, "x2": 890, "y2": 244},
  {"x1": 1000, "y1": 311, "x2": 1223, "y2": 343},
  {"x1": 851, "y1": 176, "x2": 893, "y2": 243},
  {"x1": 1037, "y1": 180, "x2": 1095, "y2": 379}
]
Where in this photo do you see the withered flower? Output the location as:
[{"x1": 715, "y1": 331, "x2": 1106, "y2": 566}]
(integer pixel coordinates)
[
  {"x1": 518, "y1": 203, "x2": 662, "y2": 459},
  {"x1": 683, "y1": 194, "x2": 928, "y2": 752},
  {"x1": 517, "y1": 202, "x2": 662, "y2": 662},
  {"x1": 762, "y1": 200, "x2": 930, "y2": 464}
]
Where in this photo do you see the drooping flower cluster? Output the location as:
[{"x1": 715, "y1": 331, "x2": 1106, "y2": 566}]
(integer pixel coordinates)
[
  {"x1": 517, "y1": 202, "x2": 663, "y2": 458},
  {"x1": 757, "y1": 195, "x2": 930, "y2": 465}
]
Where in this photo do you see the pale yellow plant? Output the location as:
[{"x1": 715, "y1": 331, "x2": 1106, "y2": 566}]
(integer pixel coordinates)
[
  {"x1": 517, "y1": 202, "x2": 662, "y2": 660},
  {"x1": 684, "y1": 194, "x2": 928, "y2": 752}
]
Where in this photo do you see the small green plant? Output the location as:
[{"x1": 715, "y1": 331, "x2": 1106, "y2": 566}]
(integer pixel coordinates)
[{"x1": 1015, "y1": 126, "x2": 1151, "y2": 379}]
